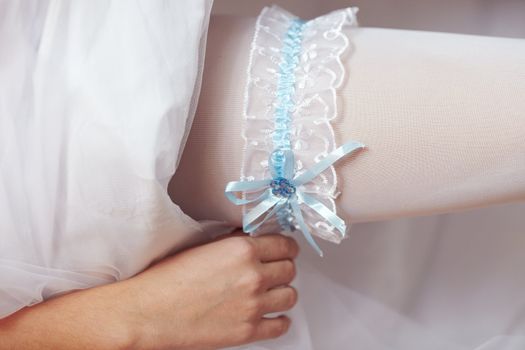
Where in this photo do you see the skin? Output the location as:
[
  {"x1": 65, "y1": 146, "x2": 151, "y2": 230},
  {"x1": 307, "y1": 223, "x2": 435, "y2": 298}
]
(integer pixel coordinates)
[{"x1": 0, "y1": 232, "x2": 299, "y2": 349}]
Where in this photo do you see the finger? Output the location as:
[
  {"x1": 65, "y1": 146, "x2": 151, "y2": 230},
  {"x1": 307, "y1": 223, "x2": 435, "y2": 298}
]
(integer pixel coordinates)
[
  {"x1": 253, "y1": 315, "x2": 291, "y2": 341},
  {"x1": 253, "y1": 234, "x2": 299, "y2": 262},
  {"x1": 260, "y1": 259, "x2": 296, "y2": 288},
  {"x1": 259, "y1": 286, "x2": 298, "y2": 314}
]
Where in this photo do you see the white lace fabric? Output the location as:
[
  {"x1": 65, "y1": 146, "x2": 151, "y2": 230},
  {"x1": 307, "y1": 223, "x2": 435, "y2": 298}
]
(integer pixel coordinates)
[{"x1": 238, "y1": 5, "x2": 360, "y2": 244}]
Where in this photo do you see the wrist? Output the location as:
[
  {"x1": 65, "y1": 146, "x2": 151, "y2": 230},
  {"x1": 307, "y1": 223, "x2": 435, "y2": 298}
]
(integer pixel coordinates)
[{"x1": 103, "y1": 279, "x2": 149, "y2": 350}]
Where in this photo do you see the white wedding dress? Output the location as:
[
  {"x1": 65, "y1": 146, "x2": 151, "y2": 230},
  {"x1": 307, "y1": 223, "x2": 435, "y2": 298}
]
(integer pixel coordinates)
[
  {"x1": 1, "y1": 1, "x2": 525, "y2": 349},
  {"x1": 0, "y1": 0, "x2": 218, "y2": 315}
]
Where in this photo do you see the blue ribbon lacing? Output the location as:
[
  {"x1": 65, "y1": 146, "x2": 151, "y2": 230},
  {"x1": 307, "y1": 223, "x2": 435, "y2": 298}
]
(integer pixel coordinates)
[{"x1": 224, "y1": 17, "x2": 365, "y2": 256}]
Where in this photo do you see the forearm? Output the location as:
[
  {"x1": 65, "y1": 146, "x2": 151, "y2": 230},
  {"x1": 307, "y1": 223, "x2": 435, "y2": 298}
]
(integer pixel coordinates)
[
  {"x1": 0, "y1": 281, "x2": 137, "y2": 350},
  {"x1": 0, "y1": 232, "x2": 301, "y2": 350}
]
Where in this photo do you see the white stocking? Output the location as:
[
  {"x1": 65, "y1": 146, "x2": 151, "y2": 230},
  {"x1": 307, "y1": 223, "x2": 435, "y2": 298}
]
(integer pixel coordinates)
[{"x1": 169, "y1": 15, "x2": 525, "y2": 227}]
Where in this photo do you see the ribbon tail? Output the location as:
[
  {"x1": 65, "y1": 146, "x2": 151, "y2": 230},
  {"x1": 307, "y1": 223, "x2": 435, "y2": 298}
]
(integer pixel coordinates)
[
  {"x1": 289, "y1": 199, "x2": 324, "y2": 257},
  {"x1": 293, "y1": 140, "x2": 365, "y2": 186},
  {"x1": 243, "y1": 190, "x2": 282, "y2": 233},
  {"x1": 225, "y1": 179, "x2": 271, "y2": 205},
  {"x1": 299, "y1": 192, "x2": 347, "y2": 238}
]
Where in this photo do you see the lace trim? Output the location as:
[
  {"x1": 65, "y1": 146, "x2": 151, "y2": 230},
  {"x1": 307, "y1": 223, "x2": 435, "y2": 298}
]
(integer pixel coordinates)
[{"x1": 238, "y1": 5, "x2": 360, "y2": 247}]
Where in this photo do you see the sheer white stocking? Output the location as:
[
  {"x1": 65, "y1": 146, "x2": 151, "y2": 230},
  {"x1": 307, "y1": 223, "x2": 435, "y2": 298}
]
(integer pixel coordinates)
[{"x1": 169, "y1": 15, "x2": 525, "y2": 229}]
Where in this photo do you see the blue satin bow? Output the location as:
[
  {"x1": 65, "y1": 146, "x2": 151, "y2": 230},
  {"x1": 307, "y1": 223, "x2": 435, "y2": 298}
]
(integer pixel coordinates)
[{"x1": 224, "y1": 140, "x2": 365, "y2": 256}]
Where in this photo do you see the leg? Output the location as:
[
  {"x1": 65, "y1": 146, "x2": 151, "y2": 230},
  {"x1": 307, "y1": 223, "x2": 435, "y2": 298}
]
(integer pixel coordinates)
[{"x1": 169, "y1": 16, "x2": 525, "y2": 225}]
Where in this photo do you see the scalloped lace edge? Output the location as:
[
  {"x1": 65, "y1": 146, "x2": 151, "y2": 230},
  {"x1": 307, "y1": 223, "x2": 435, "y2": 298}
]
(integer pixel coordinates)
[{"x1": 239, "y1": 5, "x2": 359, "y2": 243}]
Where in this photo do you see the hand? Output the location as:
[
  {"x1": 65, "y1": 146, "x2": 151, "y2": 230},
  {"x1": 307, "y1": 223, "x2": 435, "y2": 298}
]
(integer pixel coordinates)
[{"x1": 120, "y1": 231, "x2": 300, "y2": 350}]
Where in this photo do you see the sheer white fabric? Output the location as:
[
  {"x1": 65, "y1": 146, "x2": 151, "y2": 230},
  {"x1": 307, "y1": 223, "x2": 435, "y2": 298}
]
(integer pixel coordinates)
[
  {"x1": 333, "y1": 27, "x2": 525, "y2": 223},
  {"x1": 0, "y1": 0, "x2": 221, "y2": 318}
]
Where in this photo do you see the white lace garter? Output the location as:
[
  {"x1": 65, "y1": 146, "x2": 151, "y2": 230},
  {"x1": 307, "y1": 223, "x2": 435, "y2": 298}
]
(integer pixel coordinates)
[{"x1": 224, "y1": 5, "x2": 365, "y2": 256}]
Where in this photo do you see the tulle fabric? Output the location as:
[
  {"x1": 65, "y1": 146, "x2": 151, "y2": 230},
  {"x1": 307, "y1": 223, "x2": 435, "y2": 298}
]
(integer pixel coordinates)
[{"x1": 0, "y1": 0, "x2": 219, "y2": 318}]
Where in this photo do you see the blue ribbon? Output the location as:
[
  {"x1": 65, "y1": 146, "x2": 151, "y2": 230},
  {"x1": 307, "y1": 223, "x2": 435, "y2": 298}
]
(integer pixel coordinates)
[{"x1": 224, "y1": 140, "x2": 365, "y2": 256}]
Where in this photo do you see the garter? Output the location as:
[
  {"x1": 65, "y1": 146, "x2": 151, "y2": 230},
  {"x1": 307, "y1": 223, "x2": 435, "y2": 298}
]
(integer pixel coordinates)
[{"x1": 224, "y1": 5, "x2": 365, "y2": 256}]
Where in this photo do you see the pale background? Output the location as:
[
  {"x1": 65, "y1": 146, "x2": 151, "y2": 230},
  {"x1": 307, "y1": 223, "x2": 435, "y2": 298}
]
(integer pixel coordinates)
[{"x1": 213, "y1": 0, "x2": 525, "y2": 38}]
